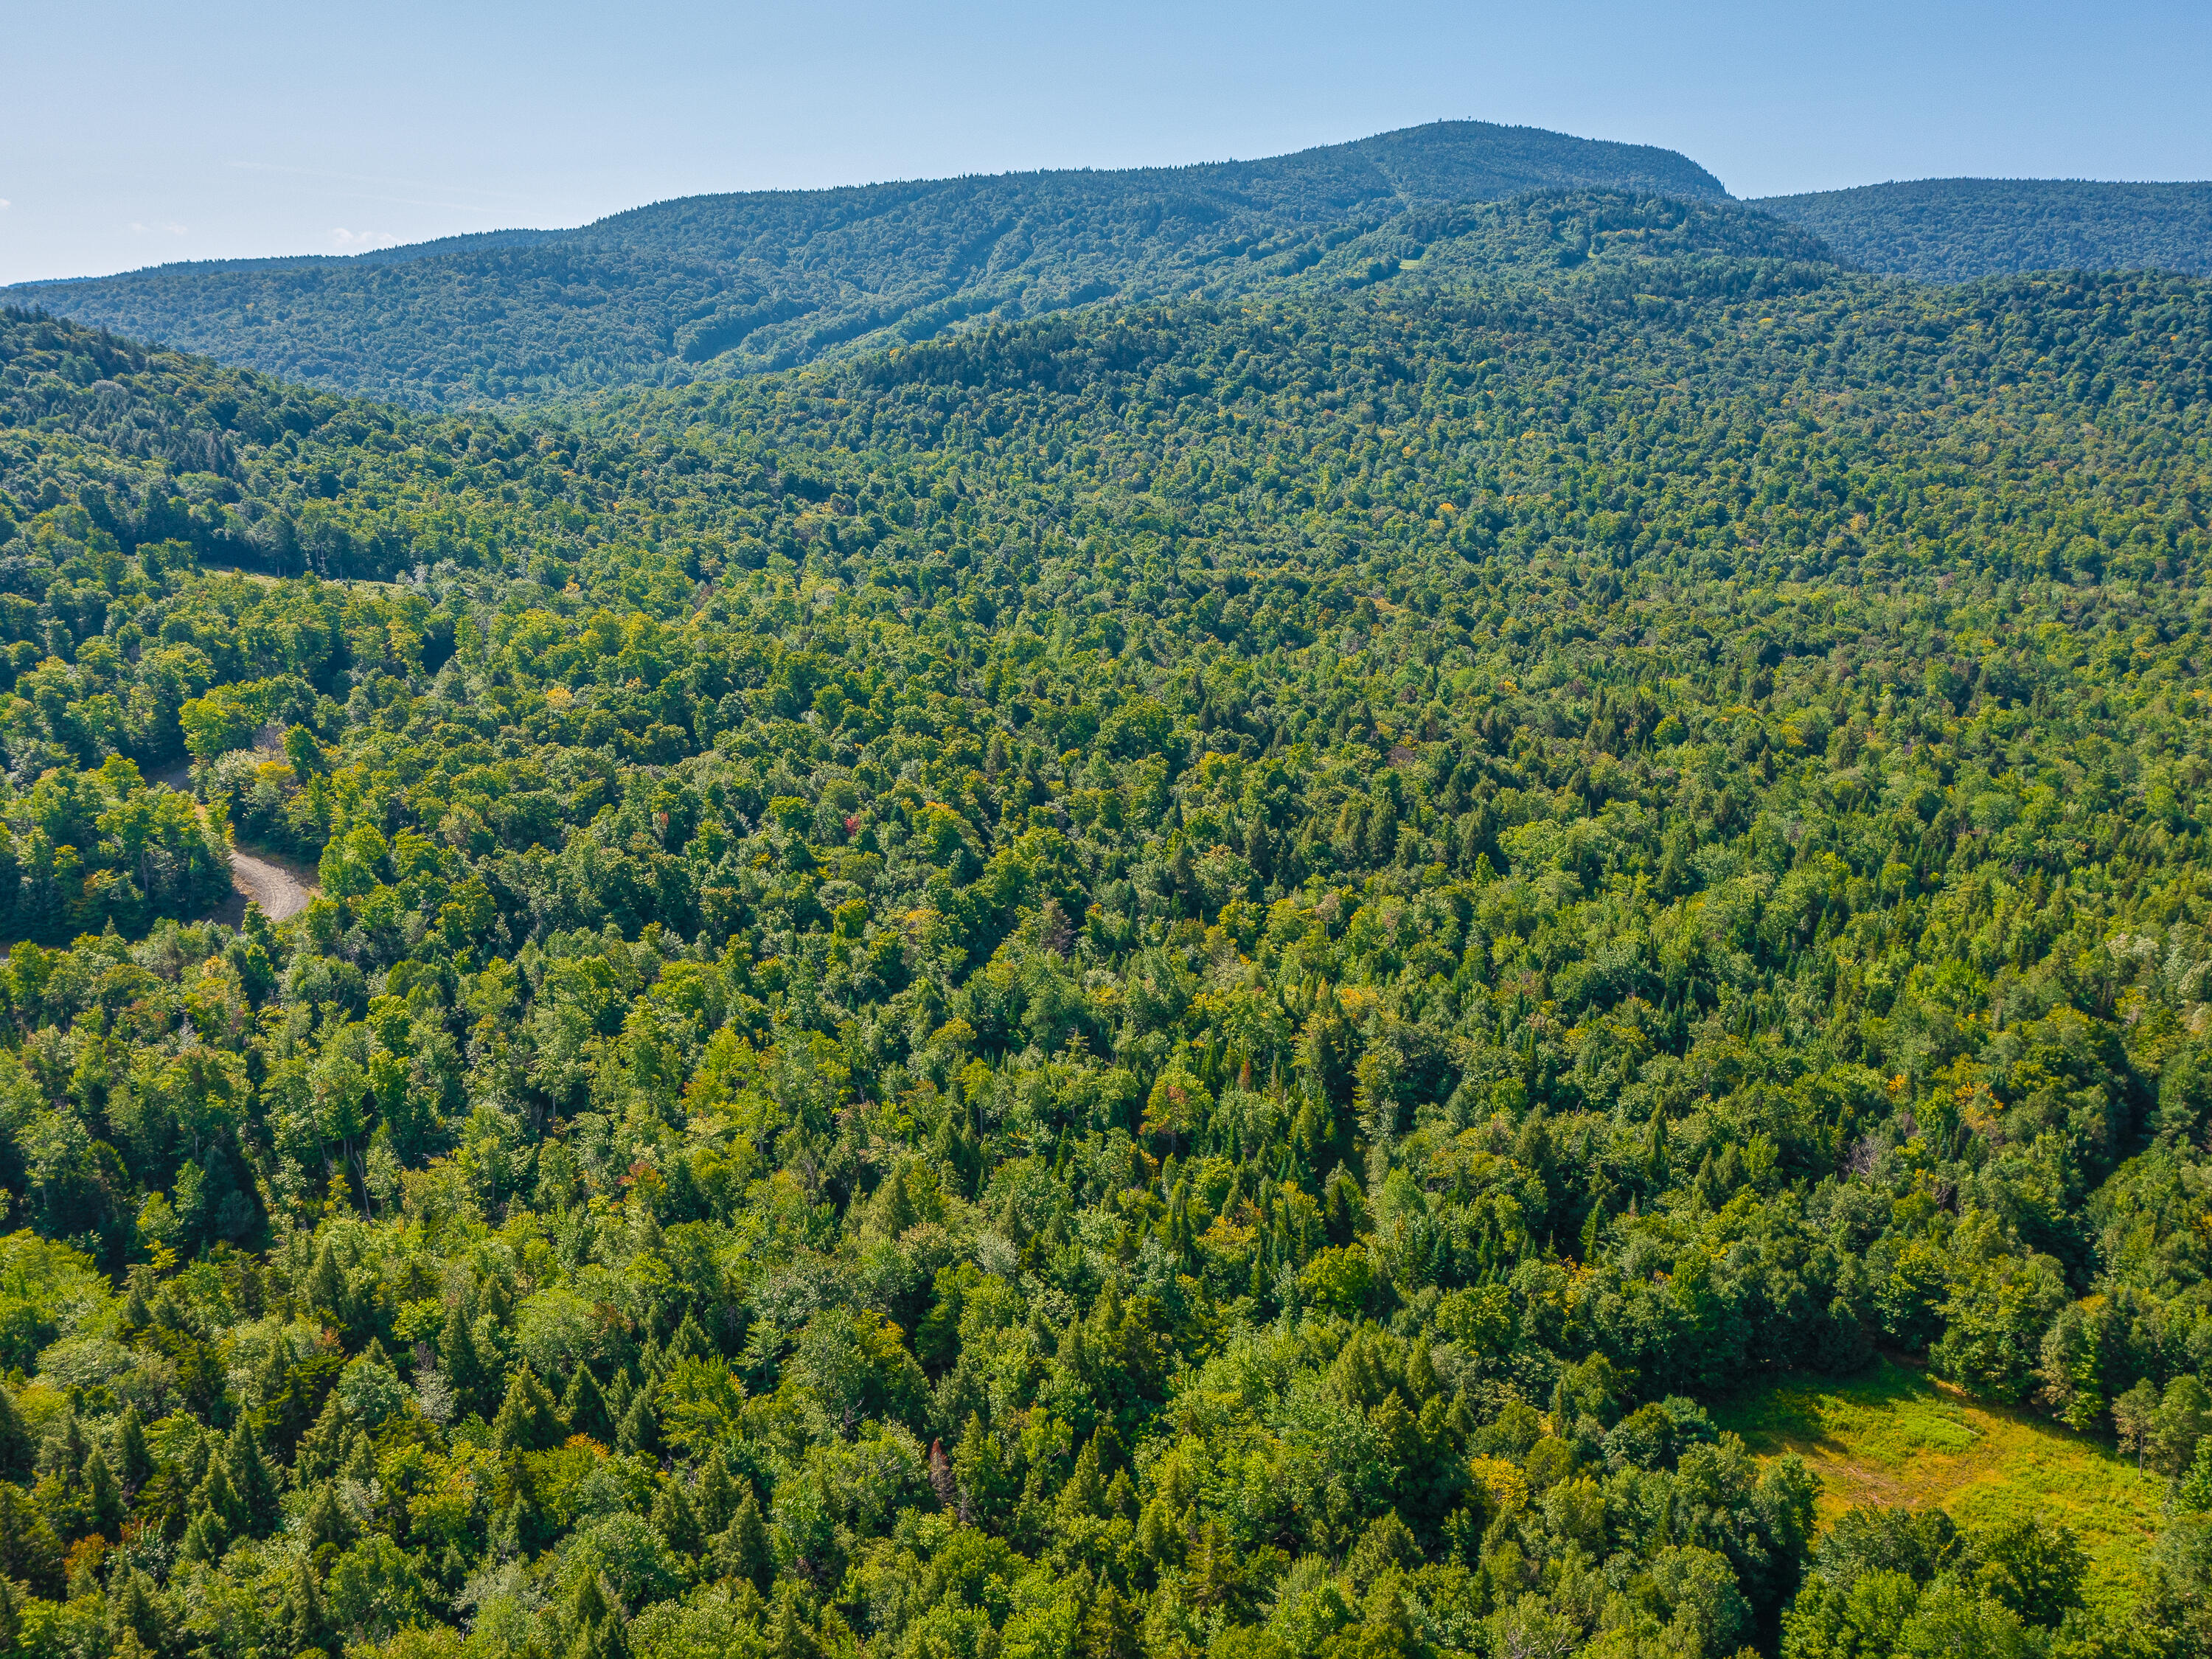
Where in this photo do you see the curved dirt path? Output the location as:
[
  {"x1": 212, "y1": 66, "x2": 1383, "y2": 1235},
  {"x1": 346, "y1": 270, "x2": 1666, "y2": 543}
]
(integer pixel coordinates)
[
  {"x1": 147, "y1": 761, "x2": 323, "y2": 925},
  {"x1": 229, "y1": 849, "x2": 319, "y2": 922}
]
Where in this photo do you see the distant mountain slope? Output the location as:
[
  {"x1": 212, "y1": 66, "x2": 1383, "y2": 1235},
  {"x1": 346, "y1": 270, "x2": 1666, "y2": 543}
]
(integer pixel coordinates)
[
  {"x1": 1756, "y1": 178, "x2": 2212, "y2": 279},
  {"x1": 2, "y1": 122, "x2": 1724, "y2": 409},
  {"x1": 3, "y1": 229, "x2": 566, "y2": 290},
  {"x1": 1279, "y1": 191, "x2": 1834, "y2": 296}
]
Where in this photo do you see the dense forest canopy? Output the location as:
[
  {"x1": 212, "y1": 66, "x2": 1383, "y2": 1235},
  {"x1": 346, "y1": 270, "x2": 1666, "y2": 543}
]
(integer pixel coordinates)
[
  {"x1": 0, "y1": 124, "x2": 1725, "y2": 411},
  {"x1": 1756, "y1": 179, "x2": 2212, "y2": 282},
  {"x1": 0, "y1": 176, "x2": 2208, "y2": 1659}
]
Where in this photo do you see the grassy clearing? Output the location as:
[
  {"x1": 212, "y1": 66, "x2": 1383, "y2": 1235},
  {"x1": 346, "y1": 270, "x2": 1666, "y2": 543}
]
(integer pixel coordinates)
[
  {"x1": 201, "y1": 563, "x2": 403, "y2": 591},
  {"x1": 1714, "y1": 1355, "x2": 2167, "y2": 1610}
]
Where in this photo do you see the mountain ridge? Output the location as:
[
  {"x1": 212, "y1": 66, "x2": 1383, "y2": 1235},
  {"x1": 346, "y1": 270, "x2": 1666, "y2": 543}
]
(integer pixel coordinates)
[
  {"x1": 1, "y1": 122, "x2": 1728, "y2": 408},
  {"x1": 20, "y1": 118, "x2": 2212, "y2": 415}
]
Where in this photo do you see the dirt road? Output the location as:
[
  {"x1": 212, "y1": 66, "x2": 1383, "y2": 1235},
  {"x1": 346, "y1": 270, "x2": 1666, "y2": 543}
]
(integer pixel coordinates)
[
  {"x1": 228, "y1": 849, "x2": 319, "y2": 922},
  {"x1": 148, "y1": 765, "x2": 321, "y2": 925}
]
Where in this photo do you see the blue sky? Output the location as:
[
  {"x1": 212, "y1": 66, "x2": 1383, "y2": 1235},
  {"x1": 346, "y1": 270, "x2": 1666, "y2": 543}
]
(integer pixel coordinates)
[{"x1": 3, "y1": 0, "x2": 2208, "y2": 285}]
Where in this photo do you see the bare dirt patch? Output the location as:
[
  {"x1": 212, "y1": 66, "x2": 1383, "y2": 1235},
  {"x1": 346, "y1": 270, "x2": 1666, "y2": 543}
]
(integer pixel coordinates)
[{"x1": 222, "y1": 848, "x2": 320, "y2": 924}]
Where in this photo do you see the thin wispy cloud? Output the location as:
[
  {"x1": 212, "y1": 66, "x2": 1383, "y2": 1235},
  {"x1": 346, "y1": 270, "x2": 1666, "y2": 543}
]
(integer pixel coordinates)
[
  {"x1": 231, "y1": 160, "x2": 532, "y2": 204},
  {"x1": 330, "y1": 228, "x2": 400, "y2": 251},
  {"x1": 128, "y1": 221, "x2": 189, "y2": 236},
  {"x1": 333, "y1": 191, "x2": 518, "y2": 214}
]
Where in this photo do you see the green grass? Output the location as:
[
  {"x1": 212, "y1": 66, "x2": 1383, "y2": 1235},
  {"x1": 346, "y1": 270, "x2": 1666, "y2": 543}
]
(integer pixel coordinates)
[{"x1": 1714, "y1": 1357, "x2": 2166, "y2": 1610}]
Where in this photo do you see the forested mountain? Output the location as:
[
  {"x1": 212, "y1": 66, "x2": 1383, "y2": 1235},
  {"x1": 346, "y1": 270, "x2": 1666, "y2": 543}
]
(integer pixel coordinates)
[
  {"x1": 0, "y1": 180, "x2": 2211, "y2": 1659},
  {"x1": 0, "y1": 123, "x2": 1724, "y2": 411},
  {"x1": 1757, "y1": 178, "x2": 2212, "y2": 280},
  {"x1": 20, "y1": 120, "x2": 2212, "y2": 423}
]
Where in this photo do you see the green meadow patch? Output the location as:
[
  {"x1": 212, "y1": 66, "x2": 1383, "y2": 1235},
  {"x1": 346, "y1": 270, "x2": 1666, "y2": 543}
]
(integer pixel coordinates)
[{"x1": 1718, "y1": 1356, "x2": 2168, "y2": 1610}]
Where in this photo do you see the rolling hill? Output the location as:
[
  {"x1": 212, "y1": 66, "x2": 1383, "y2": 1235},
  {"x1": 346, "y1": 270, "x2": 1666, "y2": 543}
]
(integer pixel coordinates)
[
  {"x1": 2, "y1": 121, "x2": 1725, "y2": 410},
  {"x1": 1756, "y1": 177, "x2": 2212, "y2": 279}
]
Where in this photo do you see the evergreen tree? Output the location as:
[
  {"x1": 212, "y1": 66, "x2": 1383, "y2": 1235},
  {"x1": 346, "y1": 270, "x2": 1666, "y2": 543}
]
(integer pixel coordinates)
[
  {"x1": 189, "y1": 1459, "x2": 245, "y2": 1553},
  {"x1": 253, "y1": 1340, "x2": 290, "y2": 1425},
  {"x1": 121, "y1": 1270, "x2": 153, "y2": 1334},
  {"x1": 953, "y1": 1415, "x2": 1014, "y2": 1527},
  {"x1": 694, "y1": 1449, "x2": 738, "y2": 1537},
  {"x1": 110, "y1": 1568, "x2": 167, "y2": 1655},
  {"x1": 113, "y1": 1405, "x2": 152, "y2": 1493},
  {"x1": 84, "y1": 1450, "x2": 123, "y2": 1538},
  {"x1": 492, "y1": 1368, "x2": 565, "y2": 1454},
  {"x1": 768, "y1": 1582, "x2": 818, "y2": 1659},
  {"x1": 355, "y1": 1335, "x2": 396, "y2": 1374},
  {"x1": 341, "y1": 1426, "x2": 376, "y2": 1489},
  {"x1": 307, "y1": 1239, "x2": 349, "y2": 1332},
  {"x1": 490, "y1": 1497, "x2": 540, "y2": 1562},
  {"x1": 715, "y1": 1486, "x2": 773, "y2": 1592},
  {"x1": 1105, "y1": 1467, "x2": 1137, "y2": 1523},
  {"x1": 616, "y1": 1392, "x2": 658, "y2": 1457},
  {"x1": 1079, "y1": 1576, "x2": 1140, "y2": 1659},
  {"x1": 1056, "y1": 1436, "x2": 1104, "y2": 1523},
  {"x1": 177, "y1": 1513, "x2": 218, "y2": 1567},
  {"x1": 223, "y1": 1419, "x2": 280, "y2": 1537},
  {"x1": 667, "y1": 1312, "x2": 712, "y2": 1364},
  {"x1": 560, "y1": 1367, "x2": 613, "y2": 1444},
  {"x1": 0, "y1": 1484, "x2": 61, "y2": 1596},
  {"x1": 441, "y1": 1294, "x2": 488, "y2": 1418},
  {"x1": 280, "y1": 1554, "x2": 336, "y2": 1658},
  {"x1": 293, "y1": 1392, "x2": 348, "y2": 1488},
  {"x1": 564, "y1": 1572, "x2": 625, "y2": 1659},
  {"x1": 179, "y1": 1428, "x2": 212, "y2": 1490},
  {"x1": 650, "y1": 1476, "x2": 701, "y2": 1559},
  {"x1": 39, "y1": 1412, "x2": 86, "y2": 1483},
  {"x1": 303, "y1": 1482, "x2": 352, "y2": 1557}
]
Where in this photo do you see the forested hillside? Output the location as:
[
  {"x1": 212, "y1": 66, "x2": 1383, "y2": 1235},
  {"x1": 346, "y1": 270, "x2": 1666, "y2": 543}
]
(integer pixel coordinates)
[
  {"x1": 0, "y1": 184, "x2": 2210, "y2": 1659},
  {"x1": 21, "y1": 119, "x2": 2212, "y2": 423},
  {"x1": 1758, "y1": 178, "x2": 2212, "y2": 280},
  {"x1": 1, "y1": 123, "x2": 1723, "y2": 411}
]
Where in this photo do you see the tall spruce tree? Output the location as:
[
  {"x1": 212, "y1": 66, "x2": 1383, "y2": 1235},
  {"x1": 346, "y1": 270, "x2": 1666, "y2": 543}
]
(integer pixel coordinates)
[
  {"x1": 224, "y1": 1419, "x2": 282, "y2": 1537},
  {"x1": 560, "y1": 1368, "x2": 613, "y2": 1444}
]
